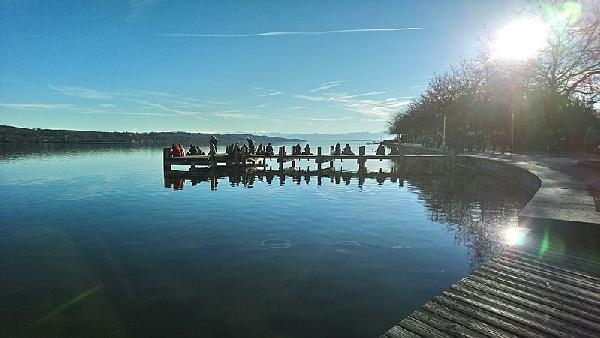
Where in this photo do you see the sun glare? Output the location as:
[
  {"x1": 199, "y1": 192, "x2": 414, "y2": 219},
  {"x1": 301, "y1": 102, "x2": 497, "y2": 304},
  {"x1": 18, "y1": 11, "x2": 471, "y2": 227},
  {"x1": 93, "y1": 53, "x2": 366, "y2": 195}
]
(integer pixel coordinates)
[
  {"x1": 504, "y1": 227, "x2": 528, "y2": 246},
  {"x1": 492, "y1": 17, "x2": 548, "y2": 60}
]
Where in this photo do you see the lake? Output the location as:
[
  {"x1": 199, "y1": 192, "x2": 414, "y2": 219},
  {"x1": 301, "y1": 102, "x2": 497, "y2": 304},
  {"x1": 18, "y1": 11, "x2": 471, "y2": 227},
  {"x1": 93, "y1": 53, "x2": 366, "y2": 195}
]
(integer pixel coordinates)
[{"x1": 0, "y1": 143, "x2": 531, "y2": 338}]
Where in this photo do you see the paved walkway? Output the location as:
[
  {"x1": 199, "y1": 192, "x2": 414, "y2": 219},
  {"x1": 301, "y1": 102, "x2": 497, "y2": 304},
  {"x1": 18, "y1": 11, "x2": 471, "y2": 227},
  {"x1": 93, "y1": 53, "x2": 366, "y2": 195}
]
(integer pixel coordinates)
[
  {"x1": 472, "y1": 153, "x2": 600, "y2": 226},
  {"x1": 398, "y1": 143, "x2": 600, "y2": 226}
]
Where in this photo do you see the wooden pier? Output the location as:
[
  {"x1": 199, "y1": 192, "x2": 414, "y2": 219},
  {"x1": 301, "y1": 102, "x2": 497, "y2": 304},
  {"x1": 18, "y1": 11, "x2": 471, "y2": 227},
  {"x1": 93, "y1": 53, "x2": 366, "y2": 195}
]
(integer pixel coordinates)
[
  {"x1": 380, "y1": 248, "x2": 600, "y2": 338},
  {"x1": 163, "y1": 146, "x2": 409, "y2": 173}
]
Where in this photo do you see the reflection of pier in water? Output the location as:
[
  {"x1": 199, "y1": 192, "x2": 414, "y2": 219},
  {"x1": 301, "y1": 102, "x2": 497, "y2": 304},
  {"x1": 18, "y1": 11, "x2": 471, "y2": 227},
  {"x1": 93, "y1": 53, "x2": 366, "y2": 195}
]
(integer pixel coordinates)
[
  {"x1": 163, "y1": 145, "x2": 453, "y2": 190},
  {"x1": 164, "y1": 167, "x2": 416, "y2": 191}
]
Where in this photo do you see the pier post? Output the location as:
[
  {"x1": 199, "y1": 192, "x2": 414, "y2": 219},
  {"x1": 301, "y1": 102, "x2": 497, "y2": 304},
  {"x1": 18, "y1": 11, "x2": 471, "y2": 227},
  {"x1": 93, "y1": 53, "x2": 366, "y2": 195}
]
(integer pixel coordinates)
[
  {"x1": 358, "y1": 146, "x2": 366, "y2": 173},
  {"x1": 210, "y1": 150, "x2": 216, "y2": 169},
  {"x1": 292, "y1": 160, "x2": 296, "y2": 170},
  {"x1": 279, "y1": 146, "x2": 284, "y2": 172},
  {"x1": 317, "y1": 147, "x2": 322, "y2": 174},
  {"x1": 163, "y1": 148, "x2": 171, "y2": 172}
]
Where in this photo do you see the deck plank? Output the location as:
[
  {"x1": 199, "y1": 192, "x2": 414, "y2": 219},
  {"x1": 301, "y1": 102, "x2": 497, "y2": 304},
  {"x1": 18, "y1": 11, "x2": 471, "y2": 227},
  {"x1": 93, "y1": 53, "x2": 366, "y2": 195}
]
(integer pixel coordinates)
[
  {"x1": 470, "y1": 271, "x2": 600, "y2": 322},
  {"x1": 381, "y1": 325, "x2": 422, "y2": 338},
  {"x1": 493, "y1": 256, "x2": 600, "y2": 293},
  {"x1": 421, "y1": 301, "x2": 519, "y2": 338},
  {"x1": 380, "y1": 249, "x2": 600, "y2": 337}
]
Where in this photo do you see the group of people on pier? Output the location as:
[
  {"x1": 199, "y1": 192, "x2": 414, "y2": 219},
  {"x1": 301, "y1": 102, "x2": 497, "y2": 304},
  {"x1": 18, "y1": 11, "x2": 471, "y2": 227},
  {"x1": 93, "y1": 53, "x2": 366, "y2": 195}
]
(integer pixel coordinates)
[
  {"x1": 169, "y1": 136, "x2": 401, "y2": 158},
  {"x1": 225, "y1": 138, "x2": 276, "y2": 156},
  {"x1": 292, "y1": 143, "x2": 312, "y2": 155},
  {"x1": 331, "y1": 143, "x2": 355, "y2": 155},
  {"x1": 376, "y1": 143, "x2": 400, "y2": 155},
  {"x1": 170, "y1": 143, "x2": 206, "y2": 157}
]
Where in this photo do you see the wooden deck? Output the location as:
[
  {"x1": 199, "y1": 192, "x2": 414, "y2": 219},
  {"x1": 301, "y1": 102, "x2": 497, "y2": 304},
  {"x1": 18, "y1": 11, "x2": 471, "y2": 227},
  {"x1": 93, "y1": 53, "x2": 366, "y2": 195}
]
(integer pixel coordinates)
[{"x1": 380, "y1": 249, "x2": 600, "y2": 338}]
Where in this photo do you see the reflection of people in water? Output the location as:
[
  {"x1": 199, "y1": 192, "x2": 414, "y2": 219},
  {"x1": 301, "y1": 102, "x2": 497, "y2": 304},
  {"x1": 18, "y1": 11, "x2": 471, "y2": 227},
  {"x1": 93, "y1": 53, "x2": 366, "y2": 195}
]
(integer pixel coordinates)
[
  {"x1": 245, "y1": 174, "x2": 255, "y2": 188},
  {"x1": 174, "y1": 179, "x2": 185, "y2": 190},
  {"x1": 304, "y1": 174, "x2": 310, "y2": 185},
  {"x1": 229, "y1": 174, "x2": 239, "y2": 186},
  {"x1": 376, "y1": 144, "x2": 386, "y2": 155},
  {"x1": 335, "y1": 174, "x2": 341, "y2": 185},
  {"x1": 342, "y1": 144, "x2": 354, "y2": 155},
  {"x1": 265, "y1": 171, "x2": 274, "y2": 184},
  {"x1": 342, "y1": 172, "x2": 352, "y2": 185},
  {"x1": 376, "y1": 168, "x2": 386, "y2": 185}
]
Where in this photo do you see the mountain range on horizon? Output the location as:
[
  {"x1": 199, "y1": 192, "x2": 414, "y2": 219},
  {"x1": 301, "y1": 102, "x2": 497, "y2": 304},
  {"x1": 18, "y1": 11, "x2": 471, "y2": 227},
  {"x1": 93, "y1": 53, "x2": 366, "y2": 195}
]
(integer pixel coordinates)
[{"x1": 266, "y1": 131, "x2": 392, "y2": 142}]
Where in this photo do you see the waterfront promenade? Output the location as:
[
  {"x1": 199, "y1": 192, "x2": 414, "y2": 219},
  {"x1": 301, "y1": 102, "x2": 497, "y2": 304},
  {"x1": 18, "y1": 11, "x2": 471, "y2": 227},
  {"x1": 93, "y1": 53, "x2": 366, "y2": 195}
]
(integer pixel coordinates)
[
  {"x1": 474, "y1": 152, "x2": 600, "y2": 226},
  {"x1": 380, "y1": 144, "x2": 600, "y2": 337},
  {"x1": 399, "y1": 143, "x2": 600, "y2": 227}
]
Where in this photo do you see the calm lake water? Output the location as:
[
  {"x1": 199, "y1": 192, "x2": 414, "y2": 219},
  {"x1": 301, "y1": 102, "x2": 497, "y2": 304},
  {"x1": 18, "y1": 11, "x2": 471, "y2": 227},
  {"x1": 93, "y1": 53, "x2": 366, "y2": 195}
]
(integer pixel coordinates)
[{"x1": 0, "y1": 143, "x2": 531, "y2": 338}]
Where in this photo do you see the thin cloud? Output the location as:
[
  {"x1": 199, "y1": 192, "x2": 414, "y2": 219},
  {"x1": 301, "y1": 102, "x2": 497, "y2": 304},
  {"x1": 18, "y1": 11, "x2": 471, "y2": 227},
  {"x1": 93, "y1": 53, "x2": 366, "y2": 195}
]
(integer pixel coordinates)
[
  {"x1": 292, "y1": 91, "x2": 411, "y2": 118},
  {"x1": 310, "y1": 80, "x2": 344, "y2": 93},
  {"x1": 49, "y1": 85, "x2": 113, "y2": 100},
  {"x1": 120, "y1": 112, "x2": 177, "y2": 117},
  {"x1": 253, "y1": 86, "x2": 284, "y2": 97},
  {"x1": 160, "y1": 27, "x2": 423, "y2": 38},
  {"x1": 215, "y1": 111, "x2": 282, "y2": 122},
  {"x1": 258, "y1": 91, "x2": 282, "y2": 97},
  {"x1": 291, "y1": 94, "x2": 328, "y2": 102},
  {"x1": 124, "y1": 98, "x2": 206, "y2": 119},
  {"x1": 0, "y1": 103, "x2": 75, "y2": 110},
  {"x1": 338, "y1": 91, "x2": 387, "y2": 99}
]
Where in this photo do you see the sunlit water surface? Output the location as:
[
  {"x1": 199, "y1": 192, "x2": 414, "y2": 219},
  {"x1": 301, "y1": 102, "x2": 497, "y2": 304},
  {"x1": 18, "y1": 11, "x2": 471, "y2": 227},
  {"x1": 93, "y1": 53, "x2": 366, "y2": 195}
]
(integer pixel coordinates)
[{"x1": 0, "y1": 144, "x2": 530, "y2": 338}]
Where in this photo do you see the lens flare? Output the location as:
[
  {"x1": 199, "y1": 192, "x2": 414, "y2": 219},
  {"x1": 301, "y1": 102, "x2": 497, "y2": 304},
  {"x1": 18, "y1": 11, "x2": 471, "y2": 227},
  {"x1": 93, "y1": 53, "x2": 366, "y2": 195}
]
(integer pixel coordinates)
[
  {"x1": 504, "y1": 227, "x2": 527, "y2": 246},
  {"x1": 492, "y1": 17, "x2": 548, "y2": 60}
]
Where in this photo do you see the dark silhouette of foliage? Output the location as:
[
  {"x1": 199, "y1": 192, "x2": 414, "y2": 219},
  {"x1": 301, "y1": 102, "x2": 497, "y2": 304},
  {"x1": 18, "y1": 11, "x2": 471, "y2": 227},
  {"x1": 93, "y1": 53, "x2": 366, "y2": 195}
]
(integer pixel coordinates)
[{"x1": 389, "y1": 1, "x2": 600, "y2": 152}]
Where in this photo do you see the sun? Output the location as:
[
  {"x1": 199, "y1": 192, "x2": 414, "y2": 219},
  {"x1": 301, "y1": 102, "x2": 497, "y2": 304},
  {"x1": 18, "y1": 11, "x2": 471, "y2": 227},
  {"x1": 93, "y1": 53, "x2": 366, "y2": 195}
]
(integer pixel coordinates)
[{"x1": 492, "y1": 17, "x2": 549, "y2": 60}]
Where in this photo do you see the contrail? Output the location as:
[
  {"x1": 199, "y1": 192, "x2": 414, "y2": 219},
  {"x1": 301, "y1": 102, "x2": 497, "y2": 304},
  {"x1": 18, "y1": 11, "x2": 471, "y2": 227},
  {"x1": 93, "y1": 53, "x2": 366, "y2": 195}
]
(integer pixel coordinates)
[{"x1": 159, "y1": 27, "x2": 422, "y2": 38}]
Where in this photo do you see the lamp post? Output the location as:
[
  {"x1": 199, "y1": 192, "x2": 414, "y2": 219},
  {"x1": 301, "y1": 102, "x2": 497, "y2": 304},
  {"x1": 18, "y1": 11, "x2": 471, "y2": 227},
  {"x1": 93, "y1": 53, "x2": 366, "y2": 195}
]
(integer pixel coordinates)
[
  {"x1": 442, "y1": 115, "x2": 447, "y2": 152},
  {"x1": 511, "y1": 111, "x2": 515, "y2": 153}
]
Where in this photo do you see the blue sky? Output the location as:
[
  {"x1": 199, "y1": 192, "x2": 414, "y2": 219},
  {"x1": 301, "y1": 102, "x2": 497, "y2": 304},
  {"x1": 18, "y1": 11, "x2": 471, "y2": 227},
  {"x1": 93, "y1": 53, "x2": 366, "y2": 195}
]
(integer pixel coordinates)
[{"x1": 0, "y1": 0, "x2": 526, "y2": 133}]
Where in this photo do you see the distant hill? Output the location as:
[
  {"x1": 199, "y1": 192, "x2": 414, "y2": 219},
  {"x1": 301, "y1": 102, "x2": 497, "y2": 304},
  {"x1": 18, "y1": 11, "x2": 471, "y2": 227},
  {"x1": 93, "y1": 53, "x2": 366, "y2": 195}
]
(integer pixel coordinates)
[
  {"x1": 267, "y1": 132, "x2": 391, "y2": 142},
  {"x1": 0, "y1": 125, "x2": 303, "y2": 145}
]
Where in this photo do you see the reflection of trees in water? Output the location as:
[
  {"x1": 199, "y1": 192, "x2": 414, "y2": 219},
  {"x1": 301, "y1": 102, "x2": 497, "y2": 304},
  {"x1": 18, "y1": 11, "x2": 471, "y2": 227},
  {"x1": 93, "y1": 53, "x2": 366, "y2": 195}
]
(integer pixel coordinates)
[
  {"x1": 405, "y1": 172, "x2": 531, "y2": 265},
  {"x1": 165, "y1": 168, "x2": 532, "y2": 266}
]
